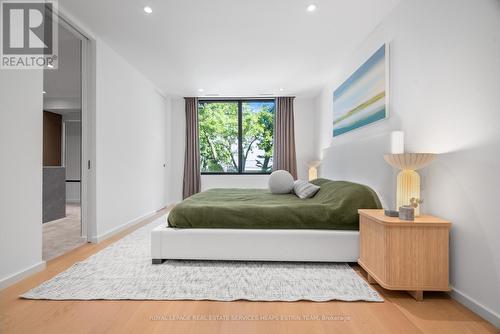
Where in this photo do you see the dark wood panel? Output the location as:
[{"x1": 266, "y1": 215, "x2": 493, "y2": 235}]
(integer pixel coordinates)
[{"x1": 43, "y1": 111, "x2": 62, "y2": 166}]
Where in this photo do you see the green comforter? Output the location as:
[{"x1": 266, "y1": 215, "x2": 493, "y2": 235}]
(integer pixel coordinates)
[{"x1": 168, "y1": 179, "x2": 382, "y2": 230}]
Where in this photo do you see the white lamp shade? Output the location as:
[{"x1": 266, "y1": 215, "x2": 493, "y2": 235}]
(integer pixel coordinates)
[
  {"x1": 307, "y1": 160, "x2": 322, "y2": 168},
  {"x1": 383, "y1": 153, "x2": 436, "y2": 170}
]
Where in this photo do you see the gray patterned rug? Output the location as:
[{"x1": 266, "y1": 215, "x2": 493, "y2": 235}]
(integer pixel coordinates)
[{"x1": 22, "y1": 217, "x2": 383, "y2": 302}]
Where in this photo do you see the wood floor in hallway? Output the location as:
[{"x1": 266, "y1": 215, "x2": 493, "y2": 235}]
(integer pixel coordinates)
[{"x1": 43, "y1": 203, "x2": 86, "y2": 260}]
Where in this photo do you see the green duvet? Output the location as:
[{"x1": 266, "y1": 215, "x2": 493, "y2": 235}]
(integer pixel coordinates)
[{"x1": 168, "y1": 179, "x2": 382, "y2": 230}]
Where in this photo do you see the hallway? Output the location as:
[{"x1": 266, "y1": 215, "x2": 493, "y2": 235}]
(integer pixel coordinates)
[{"x1": 43, "y1": 204, "x2": 86, "y2": 260}]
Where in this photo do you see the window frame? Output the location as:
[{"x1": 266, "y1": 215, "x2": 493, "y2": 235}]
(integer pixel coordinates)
[{"x1": 198, "y1": 98, "x2": 275, "y2": 175}]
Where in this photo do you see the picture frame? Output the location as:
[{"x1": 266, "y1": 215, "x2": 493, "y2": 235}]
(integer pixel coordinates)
[{"x1": 332, "y1": 43, "x2": 390, "y2": 137}]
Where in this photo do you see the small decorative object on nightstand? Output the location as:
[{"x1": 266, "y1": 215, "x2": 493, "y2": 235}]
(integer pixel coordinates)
[
  {"x1": 410, "y1": 197, "x2": 423, "y2": 209},
  {"x1": 358, "y1": 209, "x2": 451, "y2": 301},
  {"x1": 384, "y1": 209, "x2": 399, "y2": 217},
  {"x1": 399, "y1": 205, "x2": 415, "y2": 220}
]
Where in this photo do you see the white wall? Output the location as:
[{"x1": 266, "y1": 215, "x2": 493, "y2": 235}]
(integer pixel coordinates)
[
  {"x1": 64, "y1": 120, "x2": 81, "y2": 202},
  {"x1": 93, "y1": 40, "x2": 168, "y2": 239},
  {"x1": 0, "y1": 70, "x2": 45, "y2": 288},
  {"x1": 164, "y1": 96, "x2": 173, "y2": 205},
  {"x1": 168, "y1": 97, "x2": 317, "y2": 202},
  {"x1": 44, "y1": 97, "x2": 80, "y2": 110},
  {"x1": 314, "y1": 0, "x2": 500, "y2": 325}
]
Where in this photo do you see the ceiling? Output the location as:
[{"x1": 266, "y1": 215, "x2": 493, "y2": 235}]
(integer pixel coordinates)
[{"x1": 59, "y1": 0, "x2": 400, "y2": 97}]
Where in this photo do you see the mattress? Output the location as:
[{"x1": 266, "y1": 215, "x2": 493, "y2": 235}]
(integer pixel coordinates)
[{"x1": 168, "y1": 179, "x2": 382, "y2": 230}]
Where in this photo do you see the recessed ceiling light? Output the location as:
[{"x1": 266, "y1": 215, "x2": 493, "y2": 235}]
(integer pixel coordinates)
[
  {"x1": 279, "y1": 88, "x2": 285, "y2": 92},
  {"x1": 197, "y1": 88, "x2": 204, "y2": 93},
  {"x1": 43, "y1": 90, "x2": 46, "y2": 94},
  {"x1": 143, "y1": 6, "x2": 153, "y2": 14},
  {"x1": 306, "y1": 4, "x2": 317, "y2": 12}
]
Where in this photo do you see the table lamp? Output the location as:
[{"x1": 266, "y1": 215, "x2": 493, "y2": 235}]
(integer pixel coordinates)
[
  {"x1": 383, "y1": 153, "x2": 436, "y2": 216},
  {"x1": 307, "y1": 160, "x2": 321, "y2": 181}
]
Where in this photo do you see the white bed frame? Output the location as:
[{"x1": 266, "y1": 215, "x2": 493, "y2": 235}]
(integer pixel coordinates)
[
  {"x1": 151, "y1": 132, "x2": 394, "y2": 263},
  {"x1": 151, "y1": 220, "x2": 359, "y2": 263}
]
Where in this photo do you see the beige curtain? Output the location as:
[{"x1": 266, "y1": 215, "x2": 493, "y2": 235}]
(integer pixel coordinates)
[
  {"x1": 273, "y1": 97, "x2": 297, "y2": 179},
  {"x1": 182, "y1": 97, "x2": 201, "y2": 199}
]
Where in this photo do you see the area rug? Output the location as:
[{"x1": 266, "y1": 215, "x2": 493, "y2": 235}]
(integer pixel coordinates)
[{"x1": 22, "y1": 217, "x2": 383, "y2": 302}]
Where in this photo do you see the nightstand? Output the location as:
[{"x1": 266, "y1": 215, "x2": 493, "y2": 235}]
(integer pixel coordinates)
[{"x1": 358, "y1": 209, "x2": 451, "y2": 301}]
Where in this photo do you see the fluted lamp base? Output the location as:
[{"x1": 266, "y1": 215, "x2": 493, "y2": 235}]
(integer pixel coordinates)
[{"x1": 397, "y1": 170, "x2": 420, "y2": 216}]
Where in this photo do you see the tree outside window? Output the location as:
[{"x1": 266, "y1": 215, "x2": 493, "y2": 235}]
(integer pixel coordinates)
[{"x1": 198, "y1": 100, "x2": 275, "y2": 174}]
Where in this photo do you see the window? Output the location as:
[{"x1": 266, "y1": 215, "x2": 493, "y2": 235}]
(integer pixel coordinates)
[{"x1": 198, "y1": 100, "x2": 275, "y2": 174}]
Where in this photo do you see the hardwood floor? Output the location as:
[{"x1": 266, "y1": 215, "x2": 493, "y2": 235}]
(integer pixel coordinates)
[
  {"x1": 0, "y1": 208, "x2": 497, "y2": 334},
  {"x1": 43, "y1": 203, "x2": 86, "y2": 261}
]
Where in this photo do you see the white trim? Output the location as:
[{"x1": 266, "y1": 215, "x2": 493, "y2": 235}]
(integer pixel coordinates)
[
  {"x1": 44, "y1": 7, "x2": 95, "y2": 243},
  {"x1": 79, "y1": 34, "x2": 91, "y2": 241},
  {"x1": 55, "y1": 7, "x2": 96, "y2": 242},
  {"x1": 449, "y1": 287, "x2": 500, "y2": 328},
  {"x1": 89, "y1": 208, "x2": 165, "y2": 243},
  {"x1": 0, "y1": 261, "x2": 46, "y2": 290}
]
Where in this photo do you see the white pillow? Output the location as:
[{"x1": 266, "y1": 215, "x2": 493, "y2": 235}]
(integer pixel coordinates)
[
  {"x1": 268, "y1": 170, "x2": 294, "y2": 194},
  {"x1": 293, "y1": 179, "x2": 321, "y2": 199}
]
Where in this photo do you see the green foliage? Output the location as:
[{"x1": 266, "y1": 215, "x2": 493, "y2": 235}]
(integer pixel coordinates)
[
  {"x1": 198, "y1": 102, "x2": 238, "y2": 172},
  {"x1": 198, "y1": 101, "x2": 274, "y2": 173},
  {"x1": 242, "y1": 103, "x2": 274, "y2": 172}
]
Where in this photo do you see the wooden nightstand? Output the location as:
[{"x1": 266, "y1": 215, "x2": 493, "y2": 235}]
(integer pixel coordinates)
[{"x1": 358, "y1": 209, "x2": 451, "y2": 301}]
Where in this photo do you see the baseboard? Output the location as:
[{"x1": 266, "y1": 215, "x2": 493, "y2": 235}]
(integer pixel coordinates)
[
  {"x1": 449, "y1": 286, "x2": 500, "y2": 328},
  {"x1": 88, "y1": 207, "x2": 167, "y2": 244},
  {"x1": 0, "y1": 261, "x2": 46, "y2": 290}
]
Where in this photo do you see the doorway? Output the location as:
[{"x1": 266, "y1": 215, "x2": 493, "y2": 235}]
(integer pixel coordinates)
[{"x1": 42, "y1": 19, "x2": 88, "y2": 260}]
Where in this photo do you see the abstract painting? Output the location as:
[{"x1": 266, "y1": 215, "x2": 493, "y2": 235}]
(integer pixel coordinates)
[{"x1": 333, "y1": 44, "x2": 388, "y2": 137}]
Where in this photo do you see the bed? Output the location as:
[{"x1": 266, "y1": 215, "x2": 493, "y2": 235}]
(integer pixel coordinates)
[{"x1": 151, "y1": 179, "x2": 382, "y2": 263}]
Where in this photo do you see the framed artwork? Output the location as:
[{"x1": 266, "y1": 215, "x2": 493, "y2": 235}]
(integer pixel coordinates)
[{"x1": 333, "y1": 44, "x2": 389, "y2": 137}]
